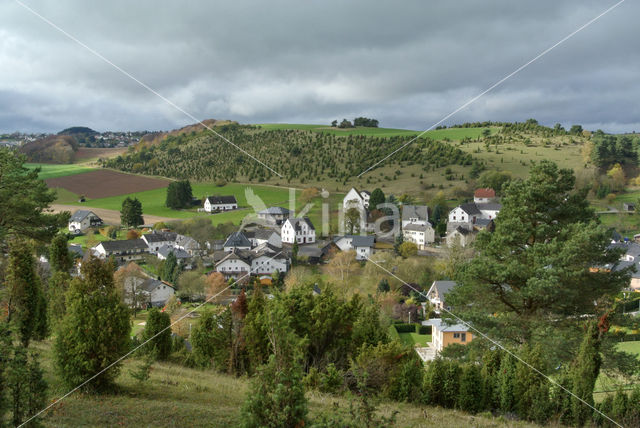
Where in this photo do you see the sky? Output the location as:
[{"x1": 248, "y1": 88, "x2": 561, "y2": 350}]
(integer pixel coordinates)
[{"x1": 1, "y1": 0, "x2": 638, "y2": 133}]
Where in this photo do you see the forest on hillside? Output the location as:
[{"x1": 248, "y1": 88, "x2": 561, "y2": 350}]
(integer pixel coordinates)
[{"x1": 104, "y1": 125, "x2": 473, "y2": 184}]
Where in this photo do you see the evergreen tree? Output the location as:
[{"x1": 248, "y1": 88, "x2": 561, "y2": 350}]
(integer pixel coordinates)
[
  {"x1": 480, "y1": 349, "x2": 502, "y2": 410},
  {"x1": 388, "y1": 357, "x2": 424, "y2": 403},
  {"x1": 190, "y1": 309, "x2": 232, "y2": 370},
  {"x1": 497, "y1": 353, "x2": 516, "y2": 413},
  {"x1": 49, "y1": 233, "x2": 73, "y2": 273},
  {"x1": 449, "y1": 161, "x2": 629, "y2": 355},
  {"x1": 240, "y1": 302, "x2": 307, "y2": 428},
  {"x1": 54, "y1": 257, "x2": 130, "y2": 392},
  {"x1": 377, "y1": 278, "x2": 390, "y2": 293},
  {"x1": 7, "y1": 347, "x2": 47, "y2": 427},
  {"x1": 6, "y1": 240, "x2": 46, "y2": 347},
  {"x1": 369, "y1": 188, "x2": 385, "y2": 210},
  {"x1": 513, "y1": 345, "x2": 548, "y2": 422},
  {"x1": 161, "y1": 251, "x2": 178, "y2": 283},
  {"x1": 423, "y1": 358, "x2": 461, "y2": 408},
  {"x1": 141, "y1": 308, "x2": 172, "y2": 360},
  {"x1": 165, "y1": 180, "x2": 193, "y2": 209},
  {"x1": 243, "y1": 288, "x2": 270, "y2": 372},
  {"x1": 120, "y1": 197, "x2": 144, "y2": 228},
  {"x1": 0, "y1": 148, "x2": 68, "y2": 247},
  {"x1": 47, "y1": 270, "x2": 71, "y2": 325},
  {"x1": 611, "y1": 389, "x2": 628, "y2": 423},
  {"x1": 458, "y1": 363, "x2": 484, "y2": 414},
  {"x1": 571, "y1": 322, "x2": 602, "y2": 426}
]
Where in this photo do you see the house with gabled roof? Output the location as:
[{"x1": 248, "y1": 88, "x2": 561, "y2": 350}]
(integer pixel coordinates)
[
  {"x1": 343, "y1": 187, "x2": 370, "y2": 212},
  {"x1": 424, "y1": 318, "x2": 473, "y2": 353},
  {"x1": 92, "y1": 239, "x2": 149, "y2": 263},
  {"x1": 333, "y1": 235, "x2": 375, "y2": 260},
  {"x1": 401, "y1": 205, "x2": 429, "y2": 228},
  {"x1": 223, "y1": 231, "x2": 252, "y2": 252},
  {"x1": 474, "y1": 188, "x2": 496, "y2": 203},
  {"x1": 258, "y1": 206, "x2": 291, "y2": 225},
  {"x1": 426, "y1": 280, "x2": 457, "y2": 311},
  {"x1": 204, "y1": 195, "x2": 238, "y2": 212},
  {"x1": 282, "y1": 217, "x2": 316, "y2": 244},
  {"x1": 68, "y1": 210, "x2": 103, "y2": 234},
  {"x1": 142, "y1": 231, "x2": 178, "y2": 254}
]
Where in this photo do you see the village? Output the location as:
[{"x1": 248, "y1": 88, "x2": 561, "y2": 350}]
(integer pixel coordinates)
[{"x1": 59, "y1": 185, "x2": 640, "y2": 362}]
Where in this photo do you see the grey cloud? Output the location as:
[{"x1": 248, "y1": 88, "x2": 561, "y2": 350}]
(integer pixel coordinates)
[{"x1": 0, "y1": 0, "x2": 637, "y2": 133}]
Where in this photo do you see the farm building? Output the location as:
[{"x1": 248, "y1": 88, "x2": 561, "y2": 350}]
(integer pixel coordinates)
[
  {"x1": 68, "y1": 210, "x2": 103, "y2": 234},
  {"x1": 204, "y1": 195, "x2": 238, "y2": 212},
  {"x1": 257, "y1": 206, "x2": 291, "y2": 225}
]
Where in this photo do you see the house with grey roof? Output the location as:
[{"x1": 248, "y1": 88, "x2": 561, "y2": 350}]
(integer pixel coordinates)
[
  {"x1": 68, "y1": 210, "x2": 103, "y2": 234},
  {"x1": 258, "y1": 207, "x2": 291, "y2": 225},
  {"x1": 402, "y1": 205, "x2": 429, "y2": 228},
  {"x1": 92, "y1": 239, "x2": 149, "y2": 263},
  {"x1": 204, "y1": 195, "x2": 238, "y2": 212},
  {"x1": 142, "y1": 231, "x2": 178, "y2": 254},
  {"x1": 426, "y1": 280, "x2": 457, "y2": 311},
  {"x1": 423, "y1": 318, "x2": 473, "y2": 353},
  {"x1": 333, "y1": 235, "x2": 375, "y2": 260},
  {"x1": 157, "y1": 245, "x2": 191, "y2": 263},
  {"x1": 282, "y1": 217, "x2": 315, "y2": 244},
  {"x1": 223, "y1": 231, "x2": 252, "y2": 252}
]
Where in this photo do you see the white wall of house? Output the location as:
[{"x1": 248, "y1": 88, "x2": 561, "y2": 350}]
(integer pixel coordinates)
[
  {"x1": 281, "y1": 219, "x2": 315, "y2": 244},
  {"x1": 250, "y1": 256, "x2": 288, "y2": 275},
  {"x1": 354, "y1": 246, "x2": 372, "y2": 260},
  {"x1": 448, "y1": 207, "x2": 472, "y2": 223},
  {"x1": 402, "y1": 227, "x2": 435, "y2": 249},
  {"x1": 150, "y1": 284, "x2": 175, "y2": 306},
  {"x1": 478, "y1": 207, "x2": 499, "y2": 219},
  {"x1": 204, "y1": 199, "x2": 238, "y2": 212},
  {"x1": 216, "y1": 258, "x2": 251, "y2": 276},
  {"x1": 343, "y1": 188, "x2": 369, "y2": 211}
]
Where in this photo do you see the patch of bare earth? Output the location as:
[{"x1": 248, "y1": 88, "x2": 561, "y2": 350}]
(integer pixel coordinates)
[{"x1": 45, "y1": 169, "x2": 169, "y2": 199}]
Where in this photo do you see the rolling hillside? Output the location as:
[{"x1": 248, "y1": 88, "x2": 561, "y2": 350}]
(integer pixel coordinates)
[{"x1": 104, "y1": 120, "x2": 591, "y2": 196}]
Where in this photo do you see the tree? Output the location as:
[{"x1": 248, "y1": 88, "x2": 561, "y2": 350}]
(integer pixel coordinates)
[
  {"x1": 338, "y1": 119, "x2": 353, "y2": 129},
  {"x1": 353, "y1": 117, "x2": 379, "y2": 128},
  {"x1": 458, "y1": 363, "x2": 484, "y2": 414},
  {"x1": 606, "y1": 163, "x2": 626, "y2": 192},
  {"x1": 300, "y1": 187, "x2": 320, "y2": 203},
  {"x1": 6, "y1": 240, "x2": 46, "y2": 347},
  {"x1": 54, "y1": 256, "x2": 130, "y2": 392},
  {"x1": 571, "y1": 322, "x2": 602, "y2": 426},
  {"x1": 0, "y1": 148, "x2": 68, "y2": 247},
  {"x1": 165, "y1": 180, "x2": 193, "y2": 209},
  {"x1": 369, "y1": 188, "x2": 385, "y2": 210},
  {"x1": 49, "y1": 233, "x2": 73, "y2": 273},
  {"x1": 114, "y1": 262, "x2": 148, "y2": 316},
  {"x1": 449, "y1": 161, "x2": 629, "y2": 359},
  {"x1": 141, "y1": 308, "x2": 172, "y2": 360},
  {"x1": 377, "y1": 278, "x2": 390, "y2": 293},
  {"x1": 120, "y1": 197, "x2": 143, "y2": 228},
  {"x1": 6, "y1": 347, "x2": 47, "y2": 427},
  {"x1": 204, "y1": 272, "x2": 230, "y2": 303},
  {"x1": 161, "y1": 251, "x2": 178, "y2": 283},
  {"x1": 240, "y1": 302, "x2": 308, "y2": 428},
  {"x1": 397, "y1": 242, "x2": 418, "y2": 258},
  {"x1": 344, "y1": 207, "x2": 362, "y2": 234},
  {"x1": 477, "y1": 170, "x2": 512, "y2": 193},
  {"x1": 331, "y1": 120, "x2": 338, "y2": 127},
  {"x1": 326, "y1": 250, "x2": 358, "y2": 283},
  {"x1": 126, "y1": 229, "x2": 140, "y2": 240}
]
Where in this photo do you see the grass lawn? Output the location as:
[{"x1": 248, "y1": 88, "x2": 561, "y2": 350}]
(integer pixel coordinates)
[
  {"x1": 25, "y1": 163, "x2": 96, "y2": 180},
  {"x1": 594, "y1": 341, "x2": 640, "y2": 393},
  {"x1": 617, "y1": 340, "x2": 640, "y2": 356},
  {"x1": 28, "y1": 340, "x2": 543, "y2": 427},
  {"x1": 398, "y1": 332, "x2": 432, "y2": 347}
]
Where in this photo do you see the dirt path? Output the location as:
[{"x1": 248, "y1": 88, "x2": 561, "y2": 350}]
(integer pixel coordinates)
[{"x1": 49, "y1": 204, "x2": 180, "y2": 226}]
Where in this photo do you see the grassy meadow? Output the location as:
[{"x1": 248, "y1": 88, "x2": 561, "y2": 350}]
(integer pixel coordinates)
[
  {"x1": 26, "y1": 163, "x2": 96, "y2": 180},
  {"x1": 28, "y1": 340, "x2": 544, "y2": 428}
]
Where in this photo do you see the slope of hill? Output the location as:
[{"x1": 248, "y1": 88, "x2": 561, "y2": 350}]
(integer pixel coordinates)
[
  {"x1": 57, "y1": 126, "x2": 97, "y2": 135},
  {"x1": 103, "y1": 120, "x2": 591, "y2": 195},
  {"x1": 104, "y1": 123, "x2": 475, "y2": 191}
]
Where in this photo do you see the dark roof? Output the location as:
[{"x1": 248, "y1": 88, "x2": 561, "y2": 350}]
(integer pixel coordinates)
[
  {"x1": 403, "y1": 223, "x2": 432, "y2": 232},
  {"x1": 141, "y1": 278, "x2": 174, "y2": 293},
  {"x1": 287, "y1": 217, "x2": 315, "y2": 231},
  {"x1": 351, "y1": 235, "x2": 375, "y2": 248},
  {"x1": 68, "y1": 244, "x2": 84, "y2": 258},
  {"x1": 98, "y1": 239, "x2": 148, "y2": 252},
  {"x1": 143, "y1": 231, "x2": 177, "y2": 243},
  {"x1": 224, "y1": 231, "x2": 252, "y2": 248},
  {"x1": 157, "y1": 245, "x2": 190, "y2": 259},
  {"x1": 206, "y1": 195, "x2": 237, "y2": 205},
  {"x1": 459, "y1": 203, "x2": 482, "y2": 216},
  {"x1": 254, "y1": 229, "x2": 278, "y2": 240},
  {"x1": 69, "y1": 210, "x2": 99, "y2": 222},
  {"x1": 217, "y1": 249, "x2": 252, "y2": 265},
  {"x1": 429, "y1": 280, "x2": 457, "y2": 297},
  {"x1": 476, "y1": 202, "x2": 502, "y2": 211},
  {"x1": 259, "y1": 206, "x2": 291, "y2": 215},
  {"x1": 454, "y1": 226, "x2": 471, "y2": 236},
  {"x1": 402, "y1": 205, "x2": 429, "y2": 222}
]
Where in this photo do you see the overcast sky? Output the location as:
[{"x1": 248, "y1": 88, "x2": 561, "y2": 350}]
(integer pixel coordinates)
[{"x1": 1, "y1": 0, "x2": 638, "y2": 133}]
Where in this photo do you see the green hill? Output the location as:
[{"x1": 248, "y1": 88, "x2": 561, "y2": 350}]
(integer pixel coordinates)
[{"x1": 104, "y1": 120, "x2": 591, "y2": 196}]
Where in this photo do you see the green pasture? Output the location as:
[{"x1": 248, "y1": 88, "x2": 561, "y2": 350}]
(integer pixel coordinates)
[
  {"x1": 25, "y1": 163, "x2": 95, "y2": 180},
  {"x1": 398, "y1": 332, "x2": 432, "y2": 347}
]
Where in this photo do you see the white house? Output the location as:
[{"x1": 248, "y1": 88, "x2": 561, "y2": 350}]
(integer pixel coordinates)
[
  {"x1": 142, "y1": 231, "x2": 177, "y2": 254},
  {"x1": 401, "y1": 205, "x2": 429, "y2": 228},
  {"x1": 333, "y1": 235, "x2": 375, "y2": 260},
  {"x1": 223, "y1": 231, "x2": 252, "y2": 252},
  {"x1": 157, "y1": 245, "x2": 191, "y2": 264},
  {"x1": 250, "y1": 229, "x2": 282, "y2": 248},
  {"x1": 92, "y1": 239, "x2": 149, "y2": 263},
  {"x1": 448, "y1": 202, "x2": 501, "y2": 231},
  {"x1": 250, "y1": 252, "x2": 289, "y2": 277},
  {"x1": 474, "y1": 188, "x2": 496, "y2": 203},
  {"x1": 204, "y1": 195, "x2": 238, "y2": 212},
  {"x1": 215, "y1": 250, "x2": 251, "y2": 280},
  {"x1": 402, "y1": 223, "x2": 435, "y2": 250},
  {"x1": 426, "y1": 280, "x2": 457, "y2": 311},
  {"x1": 123, "y1": 276, "x2": 175, "y2": 308},
  {"x1": 281, "y1": 217, "x2": 316, "y2": 244},
  {"x1": 424, "y1": 318, "x2": 473, "y2": 353},
  {"x1": 446, "y1": 226, "x2": 474, "y2": 248},
  {"x1": 343, "y1": 187, "x2": 370, "y2": 212},
  {"x1": 68, "y1": 210, "x2": 103, "y2": 233}
]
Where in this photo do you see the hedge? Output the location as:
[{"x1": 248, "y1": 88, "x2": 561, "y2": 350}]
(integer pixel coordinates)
[
  {"x1": 388, "y1": 324, "x2": 400, "y2": 342},
  {"x1": 394, "y1": 323, "x2": 416, "y2": 333},
  {"x1": 418, "y1": 325, "x2": 431, "y2": 335}
]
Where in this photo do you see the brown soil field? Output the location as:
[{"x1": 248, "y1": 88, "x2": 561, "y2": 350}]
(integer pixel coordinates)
[
  {"x1": 49, "y1": 204, "x2": 178, "y2": 226},
  {"x1": 45, "y1": 169, "x2": 169, "y2": 199},
  {"x1": 75, "y1": 147, "x2": 127, "y2": 160}
]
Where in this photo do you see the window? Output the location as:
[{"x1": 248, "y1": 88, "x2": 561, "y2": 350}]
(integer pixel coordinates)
[
  {"x1": 461, "y1": 333, "x2": 466, "y2": 342},
  {"x1": 453, "y1": 333, "x2": 460, "y2": 339}
]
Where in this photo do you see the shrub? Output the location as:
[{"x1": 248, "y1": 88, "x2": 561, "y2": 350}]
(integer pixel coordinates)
[
  {"x1": 393, "y1": 323, "x2": 415, "y2": 333},
  {"x1": 417, "y1": 325, "x2": 431, "y2": 335},
  {"x1": 319, "y1": 363, "x2": 343, "y2": 394},
  {"x1": 458, "y1": 363, "x2": 484, "y2": 414}
]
